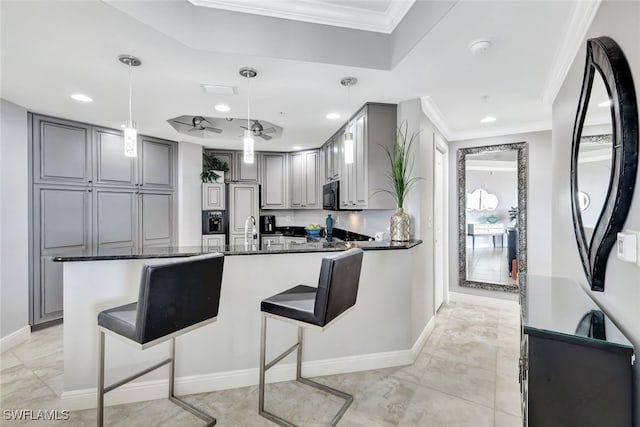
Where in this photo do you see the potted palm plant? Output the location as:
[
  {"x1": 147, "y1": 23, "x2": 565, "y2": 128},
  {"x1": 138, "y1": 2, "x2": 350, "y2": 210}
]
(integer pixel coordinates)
[
  {"x1": 381, "y1": 121, "x2": 421, "y2": 241},
  {"x1": 201, "y1": 153, "x2": 229, "y2": 183}
]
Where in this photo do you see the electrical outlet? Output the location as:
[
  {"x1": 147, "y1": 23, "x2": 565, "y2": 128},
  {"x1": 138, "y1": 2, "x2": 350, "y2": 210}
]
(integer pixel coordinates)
[{"x1": 616, "y1": 231, "x2": 638, "y2": 264}]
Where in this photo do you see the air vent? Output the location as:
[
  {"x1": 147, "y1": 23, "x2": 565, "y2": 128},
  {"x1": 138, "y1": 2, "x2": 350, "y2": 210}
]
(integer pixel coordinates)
[{"x1": 201, "y1": 84, "x2": 237, "y2": 95}]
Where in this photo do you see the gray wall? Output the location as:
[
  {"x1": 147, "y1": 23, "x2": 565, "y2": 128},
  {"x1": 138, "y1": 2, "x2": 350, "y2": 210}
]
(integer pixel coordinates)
[
  {"x1": 178, "y1": 141, "x2": 203, "y2": 247},
  {"x1": 0, "y1": 99, "x2": 30, "y2": 338},
  {"x1": 448, "y1": 130, "x2": 552, "y2": 299},
  {"x1": 551, "y1": 0, "x2": 640, "y2": 395}
]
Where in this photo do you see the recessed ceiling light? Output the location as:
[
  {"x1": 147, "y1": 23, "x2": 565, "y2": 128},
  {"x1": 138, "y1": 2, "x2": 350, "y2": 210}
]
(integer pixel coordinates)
[
  {"x1": 480, "y1": 116, "x2": 496, "y2": 123},
  {"x1": 326, "y1": 112, "x2": 340, "y2": 120},
  {"x1": 70, "y1": 94, "x2": 92, "y2": 103},
  {"x1": 292, "y1": 146, "x2": 302, "y2": 150},
  {"x1": 598, "y1": 100, "x2": 611, "y2": 107},
  {"x1": 469, "y1": 39, "x2": 492, "y2": 55},
  {"x1": 214, "y1": 104, "x2": 231, "y2": 112}
]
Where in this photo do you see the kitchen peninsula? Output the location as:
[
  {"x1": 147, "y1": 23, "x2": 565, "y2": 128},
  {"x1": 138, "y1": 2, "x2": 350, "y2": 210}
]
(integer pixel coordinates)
[{"x1": 54, "y1": 240, "x2": 428, "y2": 410}]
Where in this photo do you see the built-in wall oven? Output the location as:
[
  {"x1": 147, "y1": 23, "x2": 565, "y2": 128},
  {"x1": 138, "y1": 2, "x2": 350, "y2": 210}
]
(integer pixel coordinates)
[{"x1": 322, "y1": 181, "x2": 340, "y2": 211}]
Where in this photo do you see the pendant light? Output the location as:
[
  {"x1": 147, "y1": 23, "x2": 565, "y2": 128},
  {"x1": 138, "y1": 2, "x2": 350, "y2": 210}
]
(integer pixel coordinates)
[
  {"x1": 118, "y1": 55, "x2": 142, "y2": 157},
  {"x1": 239, "y1": 67, "x2": 257, "y2": 164},
  {"x1": 341, "y1": 77, "x2": 358, "y2": 164}
]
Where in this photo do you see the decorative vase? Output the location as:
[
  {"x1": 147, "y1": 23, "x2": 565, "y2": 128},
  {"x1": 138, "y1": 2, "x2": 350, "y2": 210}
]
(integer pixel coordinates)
[
  {"x1": 213, "y1": 170, "x2": 225, "y2": 183},
  {"x1": 390, "y1": 208, "x2": 411, "y2": 242},
  {"x1": 325, "y1": 214, "x2": 333, "y2": 236}
]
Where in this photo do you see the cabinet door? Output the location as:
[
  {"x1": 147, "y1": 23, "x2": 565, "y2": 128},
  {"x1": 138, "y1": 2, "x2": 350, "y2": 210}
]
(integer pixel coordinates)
[
  {"x1": 202, "y1": 183, "x2": 226, "y2": 210},
  {"x1": 234, "y1": 152, "x2": 259, "y2": 182},
  {"x1": 231, "y1": 234, "x2": 256, "y2": 247},
  {"x1": 289, "y1": 152, "x2": 304, "y2": 208},
  {"x1": 93, "y1": 127, "x2": 136, "y2": 187},
  {"x1": 304, "y1": 150, "x2": 319, "y2": 208},
  {"x1": 340, "y1": 123, "x2": 356, "y2": 208},
  {"x1": 32, "y1": 115, "x2": 91, "y2": 185},
  {"x1": 139, "y1": 137, "x2": 175, "y2": 190},
  {"x1": 261, "y1": 153, "x2": 287, "y2": 208},
  {"x1": 139, "y1": 192, "x2": 174, "y2": 247},
  {"x1": 202, "y1": 234, "x2": 226, "y2": 250},
  {"x1": 32, "y1": 185, "x2": 92, "y2": 324},
  {"x1": 353, "y1": 111, "x2": 368, "y2": 208},
  {"x1": 332, "y1": 129, "x2": 343, "y2": 180},
  {"x1": 228, "y1": 184, "x2": 259, "y2": 235},
  {"x1": 93, "y1": 188, "x2": 137, "y2": 249}
]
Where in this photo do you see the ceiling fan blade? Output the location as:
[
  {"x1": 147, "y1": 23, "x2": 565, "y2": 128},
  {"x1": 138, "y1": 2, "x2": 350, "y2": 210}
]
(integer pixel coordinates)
[
  {"x1": 187, "y1": 128, "x2": 201, "y2": 132},
  {"x1": 259, "y1": 134, "x2": 272, "y2": 141},
  {"x1": 201, "y1": 118, "x2": 216, "y2": 127},
  {"x1": 173, "y1": 120, "x2": 193, "y2": 127},
  {"x1": 262, "y1": 127, "x2": 276, "y2": 134},
  {"x1": 203, "y1": 127, "x2": 223, "y2": 134},
  {"x1": 240, "y1": 125, "x2": 249, "y2": 130}
]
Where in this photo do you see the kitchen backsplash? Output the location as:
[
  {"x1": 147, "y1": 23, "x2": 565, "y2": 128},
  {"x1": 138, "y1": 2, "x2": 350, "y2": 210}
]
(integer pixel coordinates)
[{"x1": 260, "y1": 209, "x2": 396, "y2": 239}]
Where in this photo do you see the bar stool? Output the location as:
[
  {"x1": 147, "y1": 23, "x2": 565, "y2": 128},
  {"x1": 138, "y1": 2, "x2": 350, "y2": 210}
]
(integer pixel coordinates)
[
  {"x1": 96, "y1": 253, "x2": 224, "y2": 427},
  {"x1": 259, "y1": 248, "x2": 364, "y2": 426}
]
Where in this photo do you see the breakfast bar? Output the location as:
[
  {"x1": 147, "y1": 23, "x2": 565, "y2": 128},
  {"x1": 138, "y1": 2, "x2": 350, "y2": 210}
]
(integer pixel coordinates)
[{"x1": 54, "y1": 240, "x2": 428, "y2": 410}]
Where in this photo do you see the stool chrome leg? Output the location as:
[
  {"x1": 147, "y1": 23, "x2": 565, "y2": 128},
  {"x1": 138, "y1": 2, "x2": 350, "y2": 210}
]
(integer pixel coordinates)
[
  {"x1": 97, "y1": 330, "x2": 105, "y2": 427},
  {"x1": 258, "y1": 315, "x2": 354, "y2": 426}
]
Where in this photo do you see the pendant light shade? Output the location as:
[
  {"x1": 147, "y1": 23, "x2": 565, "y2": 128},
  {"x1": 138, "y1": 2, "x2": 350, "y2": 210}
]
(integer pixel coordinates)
[
  {"x1": 239, "y1": 67, "x2": 257, "y2": 164},
  {"x1": 340, "y1": 77, "x2": 358, "y2": 164},
  {"x1": 119, "y1": 55, "x2": 141, "y2": 158}
]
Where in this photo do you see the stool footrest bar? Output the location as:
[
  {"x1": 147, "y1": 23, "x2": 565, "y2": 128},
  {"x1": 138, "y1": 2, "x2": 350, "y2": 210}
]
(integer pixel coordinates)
[
  {"x1": 104, "y1": 358, "x2": 172, "y2": 394},
  {"x1": 169, "y1": 395, "x2": 216, "y2": 426},
  {"x1": 265, "y1": 343, "x2": 299, "y2": 372}
]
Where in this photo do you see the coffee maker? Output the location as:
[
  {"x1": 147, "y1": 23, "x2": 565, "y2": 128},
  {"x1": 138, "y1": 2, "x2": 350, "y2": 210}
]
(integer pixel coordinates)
[{"x1": 260, "y1": 215, "x2": 276, "y2": 234}]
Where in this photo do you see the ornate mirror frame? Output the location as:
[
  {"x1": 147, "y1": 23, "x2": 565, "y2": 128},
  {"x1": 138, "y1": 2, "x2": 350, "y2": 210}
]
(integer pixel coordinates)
[
  {"x1": 457, "y1": 142, "x2": 528, "y2": 293},
  {"x1": 571, "y1": 36, "x2": 638, "y2": 292}
]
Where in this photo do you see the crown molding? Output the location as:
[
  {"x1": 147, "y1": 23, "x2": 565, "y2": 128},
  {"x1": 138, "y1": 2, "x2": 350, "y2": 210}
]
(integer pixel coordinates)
[
  {"x1": 541, "y1": 0, "x2": 602, "y2": 105},
  {"x1": 420, "y1": 96, "x2": 454, "y2": 140},
  {"x1": 187, "y1": 0, "x2": 415, "y2": 34}
]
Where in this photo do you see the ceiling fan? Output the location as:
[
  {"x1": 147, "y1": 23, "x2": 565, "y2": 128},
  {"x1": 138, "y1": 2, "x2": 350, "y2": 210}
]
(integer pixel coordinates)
[
  {"x1": 173, "y1": 116, "x2": 222, "y2": 134},
  {"x1": 240, "y1": 120, "x2": 276, "y2": 141}
]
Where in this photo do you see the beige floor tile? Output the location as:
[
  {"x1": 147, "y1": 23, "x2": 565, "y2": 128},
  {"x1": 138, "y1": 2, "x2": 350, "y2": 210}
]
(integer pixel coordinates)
[{"x1": 495, "y1": 372, "x2": 521, "y2": 417}]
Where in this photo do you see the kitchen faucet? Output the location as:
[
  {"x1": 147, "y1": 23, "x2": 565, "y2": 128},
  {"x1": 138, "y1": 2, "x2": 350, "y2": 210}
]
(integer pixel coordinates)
[{"x1": 244, "y1": 215, "x2": 258, "y2": 246}]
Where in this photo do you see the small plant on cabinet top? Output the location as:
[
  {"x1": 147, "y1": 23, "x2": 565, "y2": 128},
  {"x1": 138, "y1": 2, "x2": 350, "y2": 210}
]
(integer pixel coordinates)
[
  {"x1": 379, "y1": 121, "x2": 422, "y2": 208},
  {"x1": 201, "y1": 152, "x2": 229, "y2": 183}
]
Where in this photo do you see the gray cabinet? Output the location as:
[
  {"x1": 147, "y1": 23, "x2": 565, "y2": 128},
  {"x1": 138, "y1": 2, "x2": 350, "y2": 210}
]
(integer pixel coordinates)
[
  {"x1": 29, "y1": 114, "x2": 177, "y2": 326},
  {"x1": 261, "y1": 152, "x2": 288, "y2": 209},
  {"x1": 290, "y1": 150, "x2": 319, "y2": 209},
  {"x1": 339, "y1": 103, "x2": 396, "y2": 210},
  {"x1": 322, "y1": 130, "x2": 341, "y2": 183},
  {"x1": 202, "y1": 183, "x2": 226, "y2": 210},
  {"x1": 205, "y1": 150, "x2": 259, "y2": 182},
  {"x1": 32, "y1": 115, "x2": 92, "y2": 185},
  {"x1": 32, "y1": 185, "x2": 92, "y2": 324},
  {"x1": 202, "y1": 234, "x2": 226, "y2": 250},
  {"x1": 228, "y1": 183, "x2": 259, "y2": 244}
]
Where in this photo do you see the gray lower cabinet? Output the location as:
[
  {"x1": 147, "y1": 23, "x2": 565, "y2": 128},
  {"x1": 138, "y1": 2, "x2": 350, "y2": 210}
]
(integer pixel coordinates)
[
  {"x1": 32, "y1": 185, "x2": 92, "y2": 324},
  {"x1": 290, "y1": 150, "x2": 319, "y2": 209},
  {"x1": 30, "y1": 113, "x2": 177, "y2": 326},
  {"x1": 202, "y1": 234, "x2": 226, "y2": 250},
  {"x1": 228, "y1": 183, "x2": 259, "y2": 245},
  {"x1": 260, "y1": 152, "x2": 288, "y2": 209}
]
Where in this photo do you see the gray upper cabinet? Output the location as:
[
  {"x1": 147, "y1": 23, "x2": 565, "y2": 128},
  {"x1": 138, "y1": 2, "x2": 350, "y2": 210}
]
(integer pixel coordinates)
[
  {"x1": 290, "y1": 150, "x2": 319, "y2": 209},
  {"x1": 94, "y1": 127, "x2": 136, "y2": 187},
  {"x1": 339, "y1": 103, "x2": 396, "y2": 210},
  {"x1": 140, "y1": 137, "x2": 175, "y2": 189},
  {"x1": 228, "y1": 183, "x2": 259, "y2": 238},
  {"x1": 205, "y1": 150, "x2": 259, "y2": 182},
  {"x1": 33, "y1": 185, "x2": 92, "y2": 323},
  {"x1": 261, "y1": 152, "x2": 288, "y2": 209},
  {"x1": 323, "y1": 130, "x2": 342, "y2": 183},
  {"x1": 32, "y1": 115, "x2": 91, "y2": 185},
  {"x1": 93, "y1": 188, "x2": 137, "y2": 249},
  {"x1": 202, "y1": 183, "x2": 226, "y2": 210},
  {"x1": 140, "y1": 192, "x2": 174, "y2": 248}
]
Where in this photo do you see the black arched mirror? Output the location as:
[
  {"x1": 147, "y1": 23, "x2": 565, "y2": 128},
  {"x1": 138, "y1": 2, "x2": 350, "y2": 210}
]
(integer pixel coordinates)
[{"x1": 571, "y1": 36, "x2": 638, "y2": 292}]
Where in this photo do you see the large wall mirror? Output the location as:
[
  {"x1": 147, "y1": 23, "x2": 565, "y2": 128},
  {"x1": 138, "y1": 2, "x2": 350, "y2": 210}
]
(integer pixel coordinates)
[
  {"x1": 571, "y1": 36, "x2": 638, "y2": 292},
  {"x1": 457, "y1": 142, "x2": 528, "y2": 293}
]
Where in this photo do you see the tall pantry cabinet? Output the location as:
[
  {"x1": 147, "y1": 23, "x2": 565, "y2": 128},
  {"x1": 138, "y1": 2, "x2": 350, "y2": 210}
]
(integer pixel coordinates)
[{"x1": 30, "y1": 114, "x2": 177, "y2": 326}]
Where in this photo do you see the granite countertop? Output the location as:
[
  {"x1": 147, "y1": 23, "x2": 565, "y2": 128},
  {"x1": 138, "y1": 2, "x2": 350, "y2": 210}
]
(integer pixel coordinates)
[{"x1": 52, "y1": 239, "x2": 423, "y2": 262}]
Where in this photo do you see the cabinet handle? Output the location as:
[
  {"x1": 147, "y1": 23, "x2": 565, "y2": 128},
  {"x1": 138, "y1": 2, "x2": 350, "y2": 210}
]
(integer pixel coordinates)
[{"x1": 88, "y1": 180, "x2": 93, "y2": 183}]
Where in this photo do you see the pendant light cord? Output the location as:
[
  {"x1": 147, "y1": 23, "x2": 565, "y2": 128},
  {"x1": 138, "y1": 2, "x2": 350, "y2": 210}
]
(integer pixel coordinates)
[
  {"x1": 247, "y1": 75, "x2": 251, "y2": 130},
  {"x1": 128, "y1": 62, "x2": 133, "y2": 123}
]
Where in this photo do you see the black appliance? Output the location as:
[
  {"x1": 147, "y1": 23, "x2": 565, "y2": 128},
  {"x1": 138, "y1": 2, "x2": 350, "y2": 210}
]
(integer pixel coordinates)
[
  {"x1": 202, "y1": 210, "x2": 225, "y2": 234},
  {"x1": 322, "y1": 181, "x2": 340, "y2": 211},
  {"x1": 260, "y1": 215, "x2": 276, "y2": 233}
]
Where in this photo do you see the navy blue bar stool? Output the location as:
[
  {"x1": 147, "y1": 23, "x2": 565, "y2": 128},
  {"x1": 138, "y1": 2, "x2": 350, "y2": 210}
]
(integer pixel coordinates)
[
  {"x1": 97, "y1": 253, "x2": 224, "y2": 427},
  {"x1": 258, "y1": 248, "x2": 364, "y2": 426}
]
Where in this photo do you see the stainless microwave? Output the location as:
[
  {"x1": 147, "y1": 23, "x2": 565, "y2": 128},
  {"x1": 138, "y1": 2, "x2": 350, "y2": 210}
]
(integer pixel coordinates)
[{"x1": 322, "y1": 181, "x2": 340, "y2": 210}]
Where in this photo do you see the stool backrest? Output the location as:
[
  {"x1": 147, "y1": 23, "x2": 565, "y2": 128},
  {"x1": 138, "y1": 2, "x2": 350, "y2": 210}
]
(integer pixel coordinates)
[
  {"x1": 135, "y1": 253, "x2": 224, "y2": 344},
  {"x1": 314, "y1": 248, "x2": 364, "y2": 326}
]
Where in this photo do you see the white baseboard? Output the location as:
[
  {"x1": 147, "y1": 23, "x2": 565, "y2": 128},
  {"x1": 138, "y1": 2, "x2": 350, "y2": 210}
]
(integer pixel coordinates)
[
  {"x1": 0, "y1": 326, "x2": 30, "y2": 353},
  {"x1": 61, "y1": 318, "x2": 436, "y2": 411}
]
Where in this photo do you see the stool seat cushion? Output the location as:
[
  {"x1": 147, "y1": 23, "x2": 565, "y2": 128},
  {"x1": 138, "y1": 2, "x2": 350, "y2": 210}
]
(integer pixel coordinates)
[
  {"x1": 261, "y1": 285, "x2": 320, "y2": 326},
  {"x1": 98, "y1": 302, "x2": 138, "y2": 341}
]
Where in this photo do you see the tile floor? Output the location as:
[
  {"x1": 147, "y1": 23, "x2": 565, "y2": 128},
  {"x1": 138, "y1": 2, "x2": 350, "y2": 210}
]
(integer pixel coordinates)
[
  {"x1": 466, "y1": 247, "x2": 517, "y2": 287},
  {"x1": 0, "y1": 294, "x2": 522, "y2": 426}
]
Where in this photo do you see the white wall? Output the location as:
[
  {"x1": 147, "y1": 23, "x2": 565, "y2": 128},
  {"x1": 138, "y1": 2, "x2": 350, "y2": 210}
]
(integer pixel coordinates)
[
  {"x1": 178, "y1": 141, "x2": 203, "y2": 247},
  {"x1": 551, "y1": 0, "x2": 640, "y2": 353},
  {"x1": 448, "y1": 130, "x2": 552, "y2": 299},
  {"x1": 0, "y1": 99, "x2": 30, "y2": 338}
]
